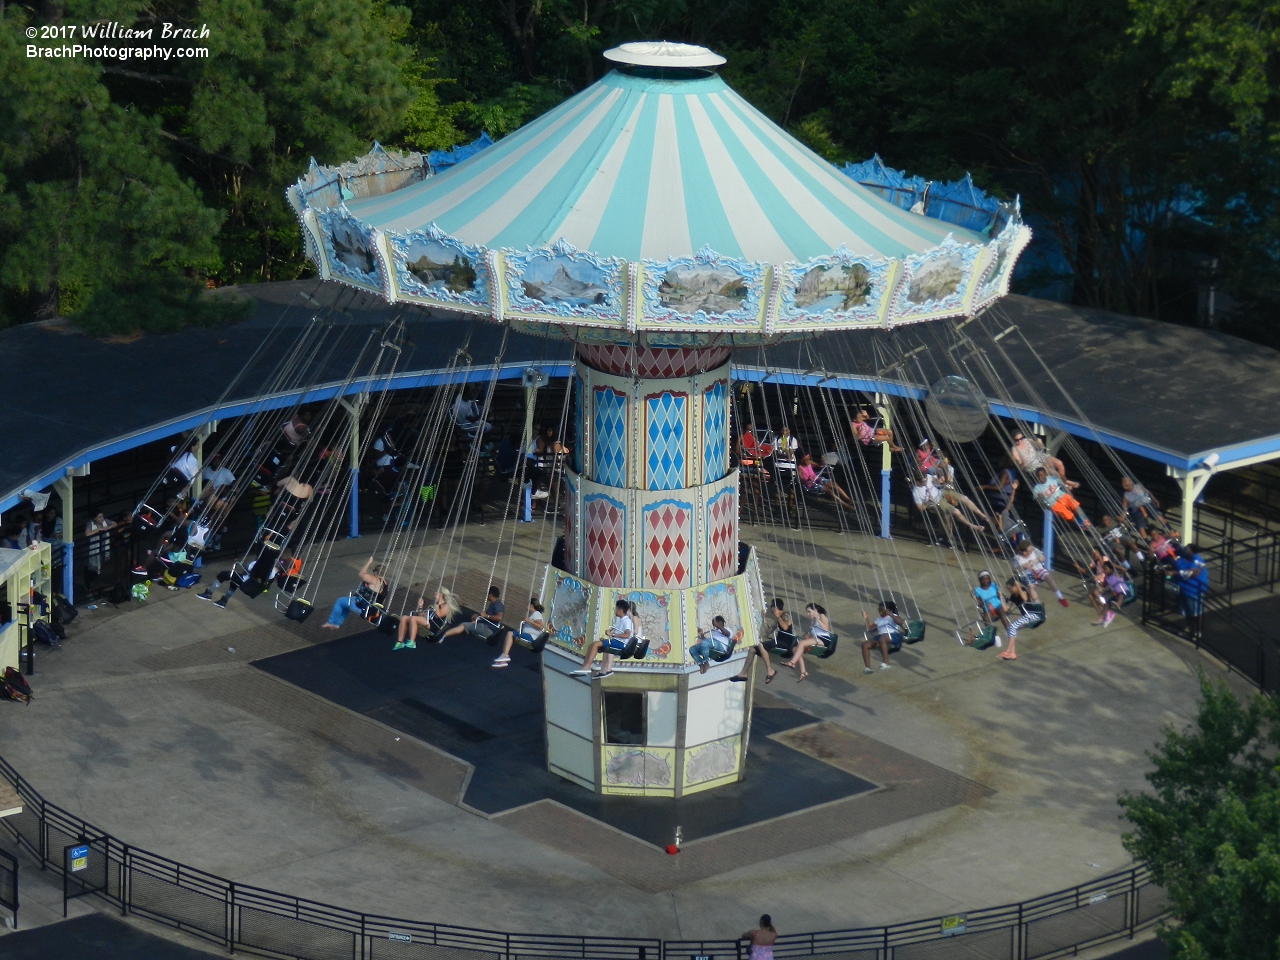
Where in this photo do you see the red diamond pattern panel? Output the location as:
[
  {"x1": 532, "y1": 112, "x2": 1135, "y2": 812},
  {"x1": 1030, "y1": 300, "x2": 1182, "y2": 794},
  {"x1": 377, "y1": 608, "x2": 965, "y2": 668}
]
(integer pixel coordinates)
[
  {"x1": 644, "y1": 501, "x2": 693, "y2": 589},
  {"x1": 579, "y1": 344, "x2": 732, "y2": 379},
  {"x1": 563, "y1": 480, "x2": 576, "y2": 574},
  {"x1": 706, "y1": 489, "x2": 737, "y2": 581},
  {"x1": 584, "y1": 496, "x2": 626, "y2": 586}
]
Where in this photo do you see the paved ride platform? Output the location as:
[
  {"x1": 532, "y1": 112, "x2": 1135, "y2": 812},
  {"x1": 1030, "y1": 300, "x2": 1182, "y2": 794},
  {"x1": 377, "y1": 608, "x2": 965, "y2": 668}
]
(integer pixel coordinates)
[
  {"x1": 254, "y1": 627, "x2": 879, "y2": 846},
  {"x1": 0, "y1": 522, "x2": 1246, "y2": 939}
]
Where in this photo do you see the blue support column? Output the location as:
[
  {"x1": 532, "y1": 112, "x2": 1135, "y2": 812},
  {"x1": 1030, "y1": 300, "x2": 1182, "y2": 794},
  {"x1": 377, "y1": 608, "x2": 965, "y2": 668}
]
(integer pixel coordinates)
[
  {"x1": 879, "y1": 469, "x2": 892, "y2": 539},
  {"x1": 62, "y1": 541, "x2": 74, "y2": 604},
  {"x1": 1042, "y1": 508, "x2": 1055, "y2": 570},
  {"x1": 348, "y1": 467, "x2": 360, "y2": 538}
]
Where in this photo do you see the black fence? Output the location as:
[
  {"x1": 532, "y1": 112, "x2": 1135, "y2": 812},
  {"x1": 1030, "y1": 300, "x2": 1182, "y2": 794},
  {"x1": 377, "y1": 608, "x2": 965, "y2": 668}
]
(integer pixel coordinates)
[
  {"x1": 0, "y1": 752, "x2": 1164, "y2": 960},
  {"x1": 1141, "y1": 560, "x2": 1280, "y2": 694},
  {"x1": 0, "y1": 846, "x2": 16, "y2": 928}
]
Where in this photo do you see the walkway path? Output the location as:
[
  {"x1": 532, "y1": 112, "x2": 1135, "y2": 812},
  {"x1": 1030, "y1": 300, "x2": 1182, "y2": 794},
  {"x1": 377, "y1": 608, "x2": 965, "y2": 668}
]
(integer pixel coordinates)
[{"x1": 0, "y1": 522, "x2": 1237, "y2": 941}]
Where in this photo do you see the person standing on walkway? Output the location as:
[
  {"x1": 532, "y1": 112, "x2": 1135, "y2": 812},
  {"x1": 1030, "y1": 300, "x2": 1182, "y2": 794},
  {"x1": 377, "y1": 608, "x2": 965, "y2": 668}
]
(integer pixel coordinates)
[{"x1": 741, "y1": 915, "x2": 778, "y2": 960}]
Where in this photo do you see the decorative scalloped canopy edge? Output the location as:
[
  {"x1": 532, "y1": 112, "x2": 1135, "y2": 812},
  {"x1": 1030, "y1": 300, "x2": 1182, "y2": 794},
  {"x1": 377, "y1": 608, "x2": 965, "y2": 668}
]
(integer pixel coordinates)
[{"x1": 287, "y1": 151, "x2": 1030, "y2": 345}]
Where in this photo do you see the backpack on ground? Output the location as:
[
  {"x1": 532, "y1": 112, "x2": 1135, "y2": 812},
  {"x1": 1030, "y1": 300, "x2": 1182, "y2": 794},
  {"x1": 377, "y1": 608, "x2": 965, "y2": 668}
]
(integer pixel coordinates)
[
  {"x1": 108, "y1": 582, "x2": 130, "y2": 606},
  {"x1": 30, "y1": 620, "x2": 59, "y2": 646},
  {"x1": 53, "y1": 594, "x2": 77, "y2": 624},
  {"x1": 4, "y1": 667, "x2": 32, "y2": 701}
]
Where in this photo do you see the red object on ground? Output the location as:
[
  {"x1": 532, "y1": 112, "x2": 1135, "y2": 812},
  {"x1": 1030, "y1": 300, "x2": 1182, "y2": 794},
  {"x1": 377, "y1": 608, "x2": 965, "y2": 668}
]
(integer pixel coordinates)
[{"x1": 665, "y1": 844, "x2": 679, "y2": 855}]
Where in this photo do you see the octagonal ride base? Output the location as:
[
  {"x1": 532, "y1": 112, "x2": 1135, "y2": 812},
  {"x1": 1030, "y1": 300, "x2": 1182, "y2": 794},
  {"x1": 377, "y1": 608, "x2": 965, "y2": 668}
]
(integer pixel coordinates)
[{"x1": 540, "y1": 345, "x2": 765, "y2": 797}]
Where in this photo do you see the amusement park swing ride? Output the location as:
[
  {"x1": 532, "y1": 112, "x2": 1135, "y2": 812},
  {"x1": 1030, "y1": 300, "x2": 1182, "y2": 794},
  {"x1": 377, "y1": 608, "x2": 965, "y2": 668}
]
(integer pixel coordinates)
[{"x1": 132, "y1": 41, "x2": 1164, "y2": 803}]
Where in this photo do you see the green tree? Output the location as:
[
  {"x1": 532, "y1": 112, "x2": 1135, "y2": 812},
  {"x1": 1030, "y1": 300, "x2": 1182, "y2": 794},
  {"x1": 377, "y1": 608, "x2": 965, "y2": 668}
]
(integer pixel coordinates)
[
  {"x1": 1121, "y1": 675, "x2": 1280, "y2": 960},
  {"x1": 2, "y1": 0, "x2": 417, "y2": 330}
]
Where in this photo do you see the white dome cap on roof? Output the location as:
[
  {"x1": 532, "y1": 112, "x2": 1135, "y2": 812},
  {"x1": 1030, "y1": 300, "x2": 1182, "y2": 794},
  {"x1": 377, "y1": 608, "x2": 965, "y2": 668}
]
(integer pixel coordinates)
[{"x1": 603, "y1": 41, "x2": 726, "y2": 68}]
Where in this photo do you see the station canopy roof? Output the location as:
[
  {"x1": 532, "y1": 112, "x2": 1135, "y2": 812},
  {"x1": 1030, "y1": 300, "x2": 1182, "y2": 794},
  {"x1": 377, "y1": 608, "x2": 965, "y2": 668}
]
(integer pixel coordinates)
[
  {"x1": 287, "y1": 43, "x2": 1030, "y2": 340},
  {"x1": 4, "y1": 282, "x2": 1280, "y2": 513}
]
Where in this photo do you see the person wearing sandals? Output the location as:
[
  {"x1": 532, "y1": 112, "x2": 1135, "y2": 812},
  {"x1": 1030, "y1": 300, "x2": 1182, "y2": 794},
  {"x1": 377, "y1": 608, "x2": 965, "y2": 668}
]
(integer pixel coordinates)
[
  {"x1": 732, "y1": 599, "x2": 785, "y2": 684},
  {"x1": 741, "y1": 915, "x2": 778, "y2": 960},
  {"x1": 861, "y1": 601, "x2": 903, "y2": 673},
  {"x1": 492, "y1": 598, "x2": 545, "y2": 668},
  {"x1": 784, "y1": 603, "x2": 832, "y2": 681}
]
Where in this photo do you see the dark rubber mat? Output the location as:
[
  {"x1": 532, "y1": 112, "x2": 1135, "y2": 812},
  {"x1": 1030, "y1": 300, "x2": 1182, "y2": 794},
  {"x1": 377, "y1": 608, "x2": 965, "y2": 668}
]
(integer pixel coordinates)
[
  {"x1": 0, "y1": 914, "x2": 216, "y2": 960},
  {"x1": 254, "y1": 628, "x2": 876, "y2": 846}
]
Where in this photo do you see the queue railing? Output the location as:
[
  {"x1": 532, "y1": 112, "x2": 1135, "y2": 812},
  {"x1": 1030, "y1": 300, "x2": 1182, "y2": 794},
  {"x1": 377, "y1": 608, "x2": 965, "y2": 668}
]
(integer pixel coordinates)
[{"x1": 0, "y1": 751, "x2": 1165, "y2": 960}]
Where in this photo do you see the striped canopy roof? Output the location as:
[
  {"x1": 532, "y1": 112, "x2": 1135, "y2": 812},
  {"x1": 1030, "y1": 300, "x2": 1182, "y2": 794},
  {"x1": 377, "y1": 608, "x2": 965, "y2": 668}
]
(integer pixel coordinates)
[
  {"x1": 288, "y1": 51, "x2": 1029, "y2": 342},
  {"x1": 346, "y1": 71, "x2": 983, "y2": 264}
]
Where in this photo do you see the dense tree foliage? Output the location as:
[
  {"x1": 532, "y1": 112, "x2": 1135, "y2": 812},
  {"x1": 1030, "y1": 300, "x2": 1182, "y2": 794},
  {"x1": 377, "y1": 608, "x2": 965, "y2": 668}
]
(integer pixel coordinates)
[
  {"x1": 1121, "y1": 676, "x2": 1280, "y2": 960},
  {"x1": 2, "y1": 0, "x2": 1277, "y2": 340}
]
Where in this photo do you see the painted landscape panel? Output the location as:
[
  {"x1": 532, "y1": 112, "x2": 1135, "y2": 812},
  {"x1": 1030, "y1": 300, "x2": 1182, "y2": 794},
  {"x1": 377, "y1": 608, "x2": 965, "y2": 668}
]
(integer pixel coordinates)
[{"x1": 658, "y1": 265, "x2": 747, "y2": 315}]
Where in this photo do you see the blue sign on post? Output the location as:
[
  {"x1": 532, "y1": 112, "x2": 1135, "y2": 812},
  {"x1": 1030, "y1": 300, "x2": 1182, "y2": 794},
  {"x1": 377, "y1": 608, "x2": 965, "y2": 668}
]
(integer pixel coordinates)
[{"x1": 69, "y1": 845, "x2": 89, "y2": 873}]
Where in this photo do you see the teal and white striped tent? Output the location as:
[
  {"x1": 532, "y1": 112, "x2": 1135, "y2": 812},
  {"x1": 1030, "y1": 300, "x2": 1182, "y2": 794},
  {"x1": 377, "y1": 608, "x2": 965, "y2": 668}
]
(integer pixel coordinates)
[{"x1": 289, "y1": 42, "x2": 1030, "y2": 342}]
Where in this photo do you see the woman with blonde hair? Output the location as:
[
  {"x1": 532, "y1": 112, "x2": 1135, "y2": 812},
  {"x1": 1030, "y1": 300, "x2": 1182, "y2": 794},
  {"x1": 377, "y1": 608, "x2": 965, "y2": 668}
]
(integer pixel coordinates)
[{"x1": 394, "y1": 586, "x2": 459, "y2": 649}]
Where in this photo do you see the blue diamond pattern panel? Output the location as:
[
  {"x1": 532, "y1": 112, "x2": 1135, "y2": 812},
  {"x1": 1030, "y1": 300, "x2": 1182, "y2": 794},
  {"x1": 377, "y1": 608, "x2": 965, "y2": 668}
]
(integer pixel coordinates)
[
  {"x1": 593, "y1": 387, "x2": 627, "y2": 487},
  {"x1": 702, "y1": 380, "x2": 728, "y2": 482},
  {"x1": 645, "y1": 392, "x2": 687, "y2": 491},
  {"x1": 573, "y1": 376, "x2": 584, "y2": 475}
]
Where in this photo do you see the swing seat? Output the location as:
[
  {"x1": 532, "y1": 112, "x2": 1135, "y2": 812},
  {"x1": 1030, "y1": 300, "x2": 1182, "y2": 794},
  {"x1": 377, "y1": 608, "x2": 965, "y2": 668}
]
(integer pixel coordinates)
[
  {"x1": 711, "y1": 639, "x2": 737, "y2": 663},
  {"x1": 284, "y1": 598, "x2": 312, "y2": 623},
  {"x1": 865, "y1": 631, "x2": 903, "y2": 654},
  {"x1": 806, "y1": 634, "x2": 838, "y2": 659},
  {"x1": 600, "y1": 634, "x2": 630, "y2": 655},
  {"x1": 232, "y1": 563, "x2": 268, "y2": 599},
  {"x1": 134, "y1": 504, "x2": 164, "y2": 531},
  {"x1": 764, "y1": 630, "x2": 798, "y2": 655},
  {"x1": 630, "y1": 636, "x2": 650, "y2": 660},
  {"x1": 1023, "y1": 602, "x2": 1046, "y2": 629},
  {"x1": 904, "y1": 620, "x2": 926, "y2": 643},
  {"x1": 515, "y1": 630, "x2": 550, "y2": 653},
  {"x1": 969, "y1": 625, "x2": 997, "y2": 650}
]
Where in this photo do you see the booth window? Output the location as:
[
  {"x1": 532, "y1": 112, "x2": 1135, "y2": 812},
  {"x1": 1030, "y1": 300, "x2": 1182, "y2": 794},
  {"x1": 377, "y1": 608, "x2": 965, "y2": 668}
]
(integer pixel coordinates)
[{"x1": 603, "y1": 691, "x2": 645, "y2": 744}]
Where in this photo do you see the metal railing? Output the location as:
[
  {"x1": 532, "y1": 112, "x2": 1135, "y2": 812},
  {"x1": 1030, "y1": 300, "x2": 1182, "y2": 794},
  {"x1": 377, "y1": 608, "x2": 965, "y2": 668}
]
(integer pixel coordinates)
[
  {"x1": 0, "y1": 846, "x2": 16, "y2": 928},
  {"x1": 0, "y1": 751, "x2": 1165, "y2": 960},
  {"x1": 1141, "y1": 561, "x2": 1280, "y2": 693}
]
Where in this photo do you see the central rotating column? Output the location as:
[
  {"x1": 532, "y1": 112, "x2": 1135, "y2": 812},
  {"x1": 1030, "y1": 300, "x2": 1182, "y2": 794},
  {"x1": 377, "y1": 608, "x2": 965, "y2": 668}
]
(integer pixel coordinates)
[{"x1": 541, "y1": 345, "x2": 765, "y2": 797}]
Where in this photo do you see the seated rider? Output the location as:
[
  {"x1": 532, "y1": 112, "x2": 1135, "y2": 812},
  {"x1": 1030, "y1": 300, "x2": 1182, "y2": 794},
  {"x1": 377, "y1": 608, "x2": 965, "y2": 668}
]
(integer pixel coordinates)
[
  {"x1": 492, "y1": 598, "x2": 547, "y2": 667},
  {"x1": 783, "y1": 603, "x2": 833, "y2": 682},
  {"x1": 972, "y1": 571, "x2": 1012, "y2": 655},
  {"x1": 395, "y1": 588, "x2": 460, "y2": 650},
  {"x1": 391, "y1": 584, "x2": 428, "y2": 651},
  {"x1": 1032, "y1": 467, "x2": 1091, "y2": 529},
  {"x1": 850, "y1": 408, "x2": 903, "y2": 452},
  {"x1": 1010, "y1": 430, "x2": 1077, "y2": 488},
  {"x1": 1014, "y1": 539, "x2": 1069, "y2": 607},
  {"x1": 320, "y1": 557, "x2": 388, "y2": 630},
  {"x1": 732, "y1": 599, "x2": 786, "y2": 684},
  {"x1": 1120, "y1": 477, "x2": 1162, "y2": 532},
  {"x1": 1002, "y1": 577, "x2": 1045, "y2": 660},
  {"x1": 161, "y1": 442, "x2": 201, "y2": 492},
  {"x1": 798, "y1": 454, "x2": 856, "y2": 509},
  {"x1": 915, "y1": 438, "x2": 939, "y2": 474},
  {"x1": 861, "y1": 600, "x2": 903, "y2": 673},
  {"x1": 570, "y1": 599, "x2": 635, "y2": 679},
  {"x1": 738, "y1": 423, "x2": 772, "y2": 482},
  {"x1": 690, "y1": 615, "x2": 740, "y2": 674},
  {"x1": 197, "y1": 545, "x2": 285, "y2": 609},
  {"x1": 435, "y1": 585, "x2": 504, "y2": 643}
]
